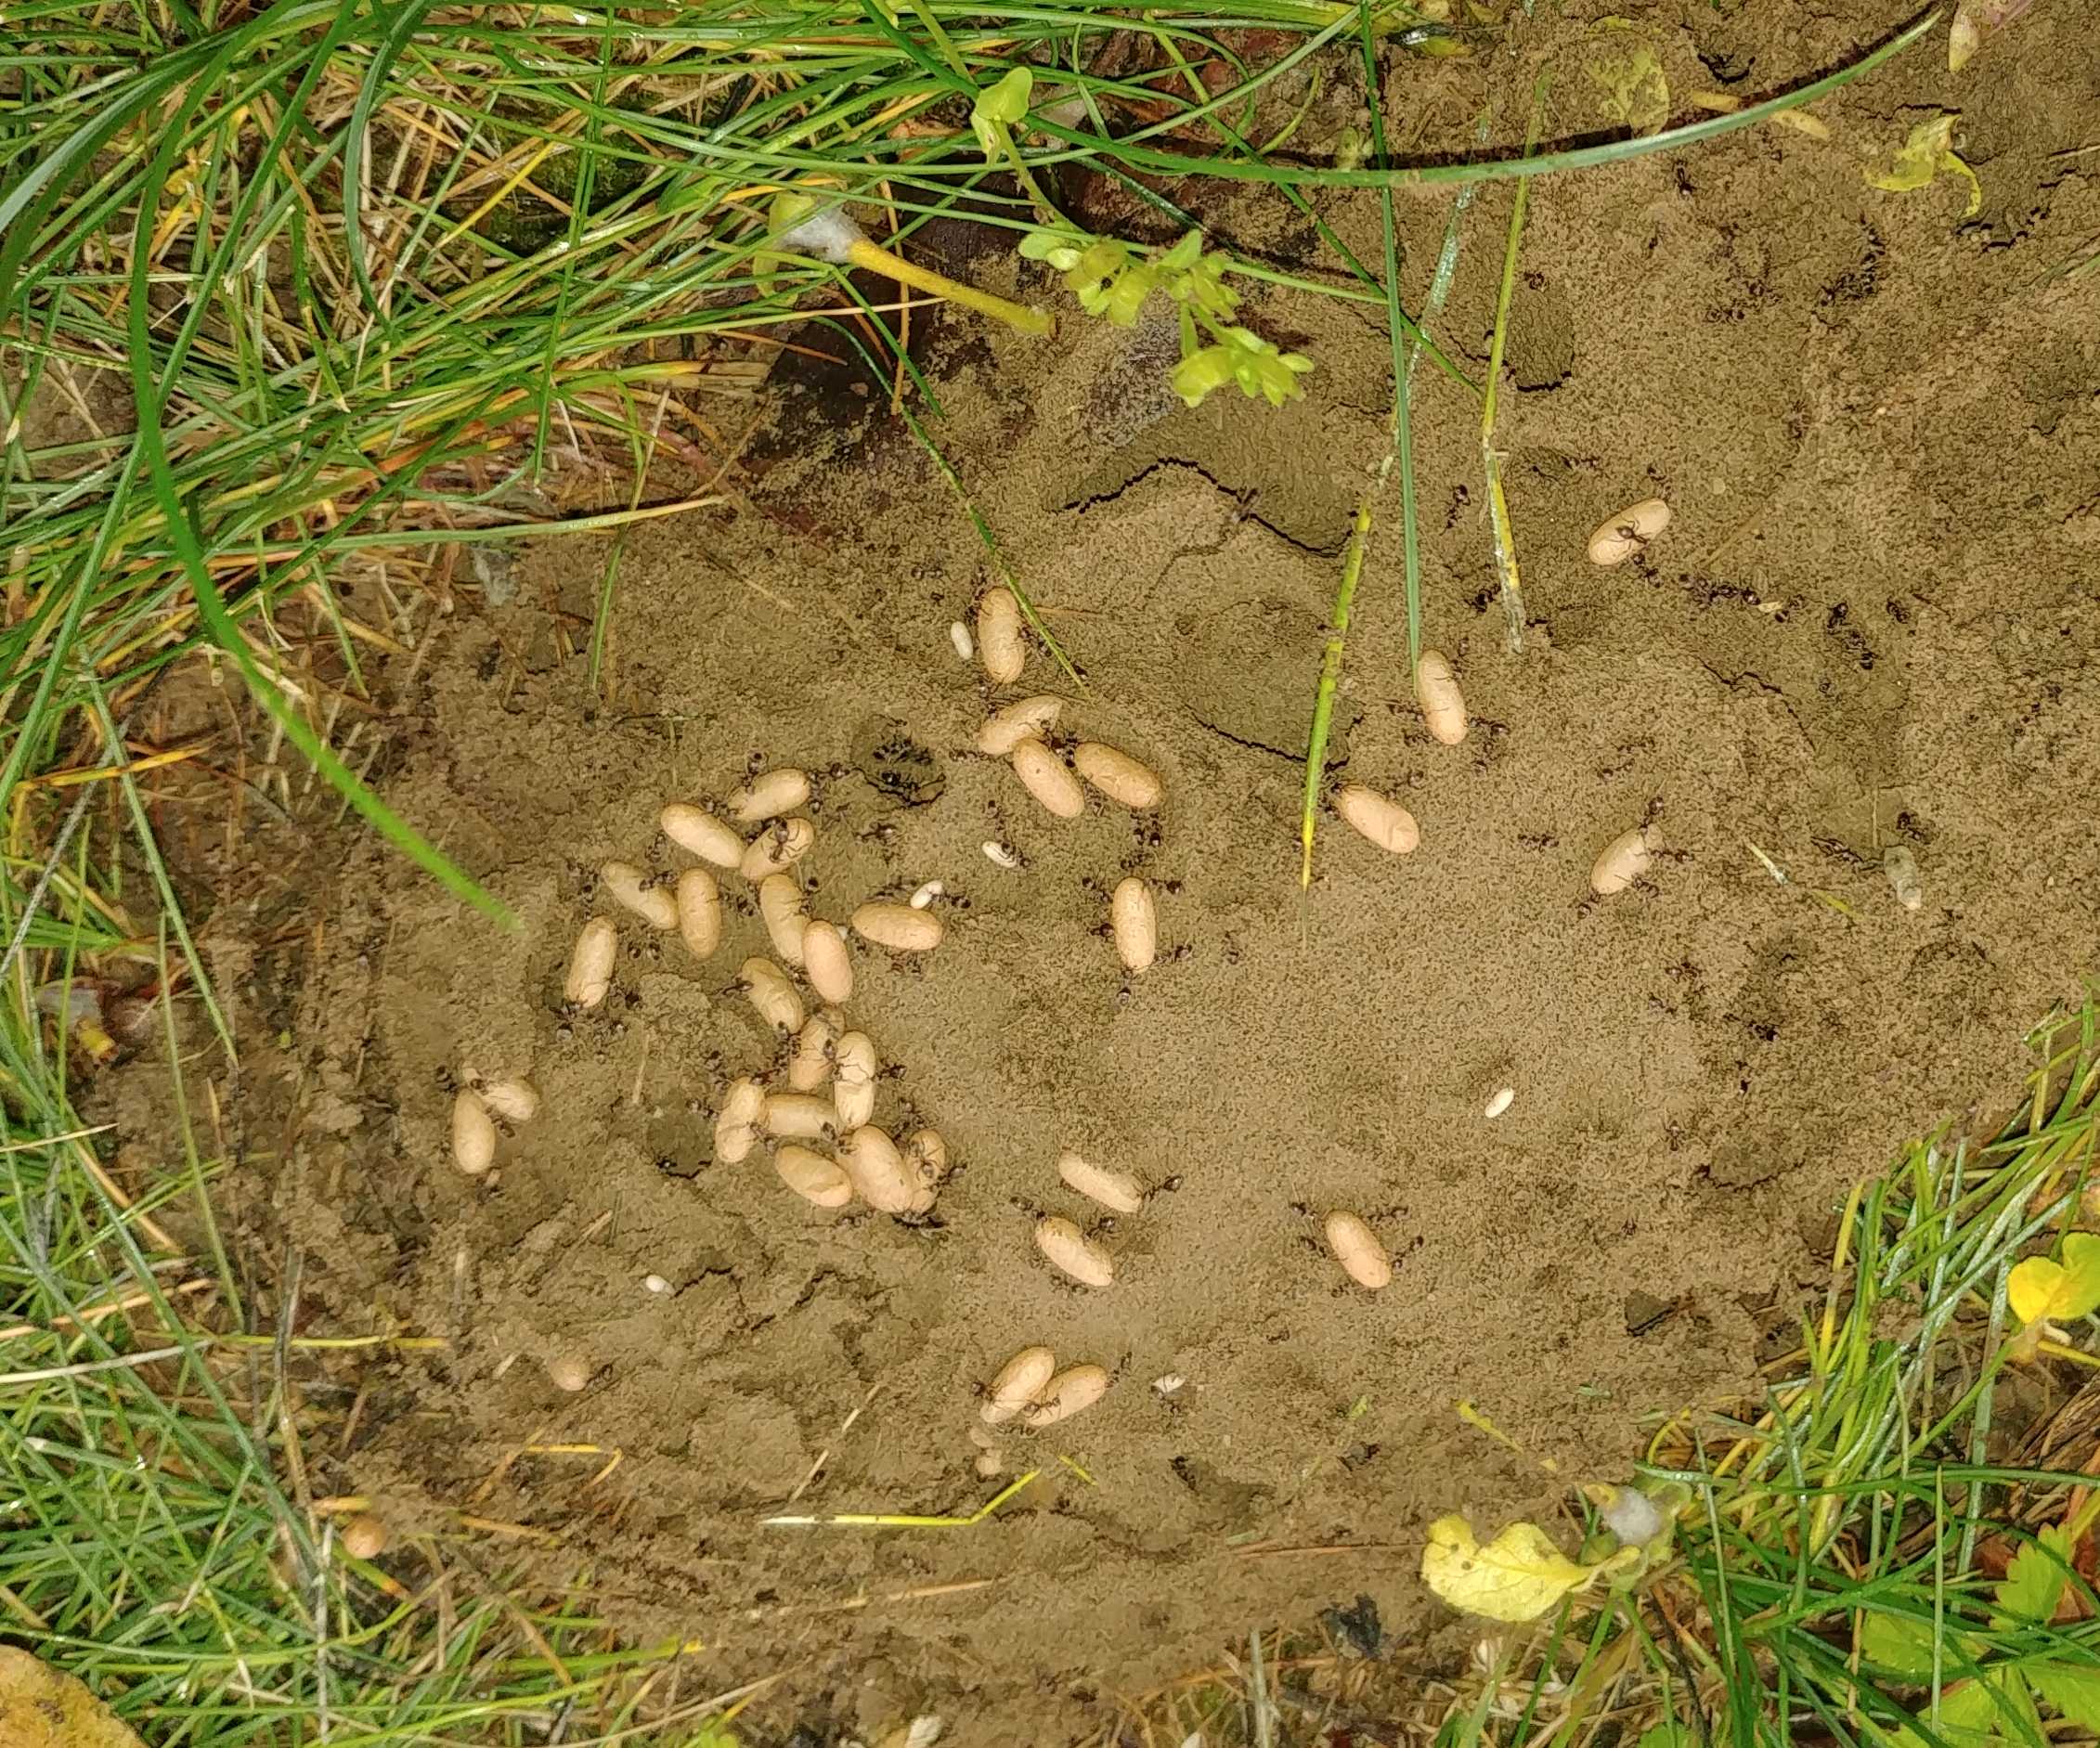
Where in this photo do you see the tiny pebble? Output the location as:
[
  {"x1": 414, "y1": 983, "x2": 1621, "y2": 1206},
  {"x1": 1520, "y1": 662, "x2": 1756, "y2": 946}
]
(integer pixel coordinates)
[
  {"x1": 642, "y1": 1274, "x2": 671, "y2": 1294},
  {"x1": 982, "y1": 840, "x2": 1021, "y2": 870},
  {"x1": 909, "y1": 879, "x2": 944, "y2": 910},
  {"x1": 1484, "y1": 1086, "x2": 1515, "y2": 1120},
  {"x1": 949, "y1": 620, "x2": 974, "y2": 661}
]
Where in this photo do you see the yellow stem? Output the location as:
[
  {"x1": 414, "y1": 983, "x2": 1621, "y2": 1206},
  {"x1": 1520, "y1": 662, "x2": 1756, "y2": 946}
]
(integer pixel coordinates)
[{"x1": 843, "y1": 238, "x2": 1053, "y2": 337}]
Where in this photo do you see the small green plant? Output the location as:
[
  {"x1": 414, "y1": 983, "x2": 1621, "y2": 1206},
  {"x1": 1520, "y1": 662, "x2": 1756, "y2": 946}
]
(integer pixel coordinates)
[
  {"x1": 1019, "y1": 225, "x2": 1315, "y2": 408},
  {"x1": 1856, "y1": 1500, "x2": 2100, "y2": 1747}
]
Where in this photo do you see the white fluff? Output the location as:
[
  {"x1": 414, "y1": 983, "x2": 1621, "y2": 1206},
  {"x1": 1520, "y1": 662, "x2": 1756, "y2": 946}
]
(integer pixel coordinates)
[
  {"x1": 1600, "y1": 1485, "x2": 1666, "y2": 1546},
  {"x1": 774, "y1": 204, "x2": 864, "y2": 264}
]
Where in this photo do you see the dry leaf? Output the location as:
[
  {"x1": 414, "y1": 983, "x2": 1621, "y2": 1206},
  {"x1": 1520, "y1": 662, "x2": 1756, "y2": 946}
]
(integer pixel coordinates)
[
  {"x1": 1867, "y1": 114, "x2": 1983, "y2": 219},
  {"x1": 0, "y1": 1650, "x2": 147, "y2": 1748},
  {"x1": 1586, "y1": 28, "x2": 1670, "y2": 136},
  {"x1": 1421, "y1": 1515, "x2": 1638, "y2": 1622}
]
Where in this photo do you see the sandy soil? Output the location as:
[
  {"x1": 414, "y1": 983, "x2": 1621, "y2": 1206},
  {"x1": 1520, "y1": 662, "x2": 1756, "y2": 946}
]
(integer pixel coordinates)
[{"x1": 110, "y1": 0, "x2": 2100, "y2": 1740}]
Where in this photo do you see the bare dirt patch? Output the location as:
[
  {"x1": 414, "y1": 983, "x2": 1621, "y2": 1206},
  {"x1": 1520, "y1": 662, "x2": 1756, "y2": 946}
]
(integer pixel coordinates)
[{"x1": 106, "y1": 1, "x2": 2100, "y2": 1740}]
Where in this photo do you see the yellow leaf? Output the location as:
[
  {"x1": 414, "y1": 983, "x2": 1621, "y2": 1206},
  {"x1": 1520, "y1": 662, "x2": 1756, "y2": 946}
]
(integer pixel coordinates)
[
  {"x1": 0, "y1": 1649, "x2": 147, "y2": 1748},
  {"x1": 2009, "y1": 1234, "x2": 2100, "y2": 1325},
  {"x1": 2012, "y1": 1258, "x2": 2069, "y2": 1323},
  {"x1": 1422, "y1": 1515, "x2": 1601, "y2": 1622},
  {"x1": 1867, "y1": 114, "x2": 1982, "y2": 219},
  {"x1": 1585, "y1": 29, "x2": 1670, "y2": 136}
]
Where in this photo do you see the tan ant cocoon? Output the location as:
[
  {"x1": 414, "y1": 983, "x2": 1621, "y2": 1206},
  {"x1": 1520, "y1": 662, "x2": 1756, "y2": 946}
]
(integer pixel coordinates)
[
  {"x1": 905, "y1": 1127, "x2": 949, "y2": 1186},
  {"x1": 451, "y1": 1087, "x2": 497, "y2": 1175},
  {"x1": 763, "y1": 1093, "x2": 836, "y2": 1140},
  {"x1": 1588, "y1": 498, "x2": 1671, "y2": 566},
  {"x1": 832, "y1": 1031, "x2": 877, "y2": 1130},
  {"x1": 564, "y1": 917, "x2": 618, "y2": 1008},
  {"x1": 477, "y1": 1076, "x2": 539, "y2": 1124},
  {"x1": 1058, "y1": 1150, "x2": 1144, "y2": 1214},
  {"x1": 660, "y1": 803, "x2": 745, "y2": 869},
  {"x1": 1035, "y1": 1215, "x2": 1113, "y2": 1288},
  {"x1": 1010, "y1": 737, "x2": 1084, "y2": 819},
  {"x1": 758, "y1": 874, "x2": 809, "y2": 965},
  {"x1": 802, "y1": 919, "x2": 852, "y2": 1003},
  {"x1": 980, "y1": 1345, "x2": 1057, "y2": 1425},
  {"x1": 1484, "y1": 1085, "x2": 1516, "y2": 1120},
  {"x1": 1324, "y1": 1211, "x2": 1392, "y2": 1290},
  {"x1": 1072, "y1": 742, "x2": 1161, "y2": 809},
  {"x1": 1334, "y1": 786, "x2": 1420, "y2": 855},
  {"x1": 729, "y1": 768, "x2": 811, "y2": 823},
  {"x1": 1414, "y1": 650, "x2": 1469, "y2": 746},
  {"x1": 788, "y1": 1011, "x2": 841, "y2": 1092},
  {"x1": 978, "y1": 694, "x2": 1063, "y2": 757},
  {"x1": 1109, "y1": 878, "x2": 1157, "y2": 973},
  {"x1": 852, "y1": 901, "x2": 941, "y2": 952},
  {"x1": 1589, "y1": 827, "x2": 1653, "y2": 897},
  {"x1": 714, "y1": 1077, "x2": 765, "y2": 1163},
  {"x1": 675, "y1": 867, "x2": 722, "y2": 958},
  {"x1": 740, "y1": 956, "x2": 805, "y2": 1033},
  {"x1": 774, "y1": 1144, "x2": 853, "y2": 1209},
  {"x1": 977, "y1": 586, "x2": 1026, "y2": 684},
  {"x1": 740, "y1": 817, "x2": 815, "y2": 880},
  {"x1": 840, "y1": 1124, "x2": 923, "y2": 1214},
  {"x1": 601, "y1": 861, "x2": 678, "y2": 930},
  {"x1": 1023, "y1": 1364, "x2": 1110, "y2": 1428}
]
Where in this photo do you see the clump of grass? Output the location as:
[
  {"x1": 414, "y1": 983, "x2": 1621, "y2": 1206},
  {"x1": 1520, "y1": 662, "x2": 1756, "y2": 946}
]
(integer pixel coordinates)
[
  {"x1": 1108, "y1": 1000, "x2": 2100, "y2": 1748},
  {"x1": 4, "y1": 0, "x2": 1417, "y2": 911}
]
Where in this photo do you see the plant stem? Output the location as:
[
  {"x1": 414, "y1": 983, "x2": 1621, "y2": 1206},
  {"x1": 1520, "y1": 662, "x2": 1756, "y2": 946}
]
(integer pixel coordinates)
[
  {"x1": 1482, "y1": 76, "x2": 1547, "y2": 654},
  {"x1": 1301, "y1": 488, "x2": 1371, "y2": 889},
  {"x1": 1294, "y1": 0, "x2": 1415, "y2": 895},
  {"x1": 844, "y1": 238, "x2": 1054, "y2": 335},
  {"x1": 1053, "y1": 12, "x2": 1938, "y2": 189}
]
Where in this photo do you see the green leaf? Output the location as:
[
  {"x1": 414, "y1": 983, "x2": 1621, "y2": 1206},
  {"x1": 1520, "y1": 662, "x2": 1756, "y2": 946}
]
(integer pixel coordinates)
[
  {"x1": 1863, "y1": 1611, "x2": 1945, "y2": 1679},
  {"x1": 1018, "y1": 227, "x2": 1087, "y2": 266},
  {"x1": 1929, "y1": 1671, "x2": 2029, "y2": 1748},
  {"x1": 1158, "y1": 229, "x2": 1204, "y2": 273},
  {"x1": 1639, "y1": 1724, "x2": 1692, "y2": 1748},
  {"x1": 1102, "y1": 260, "x2": 1158, "y2": 326},
  {"x1": 1171, "y1": 344, "x2": 1238, "y2": 408},
  {"x1": 1993, "y1": 1527, "x2": 2072, "y2": 1626},
  {"x1": 2029, "y1": 1659, "x2": 2100, "y2": 1731},
  {"x1": 971, "y1": 65, "x2": 1032, "y2": 153}
]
